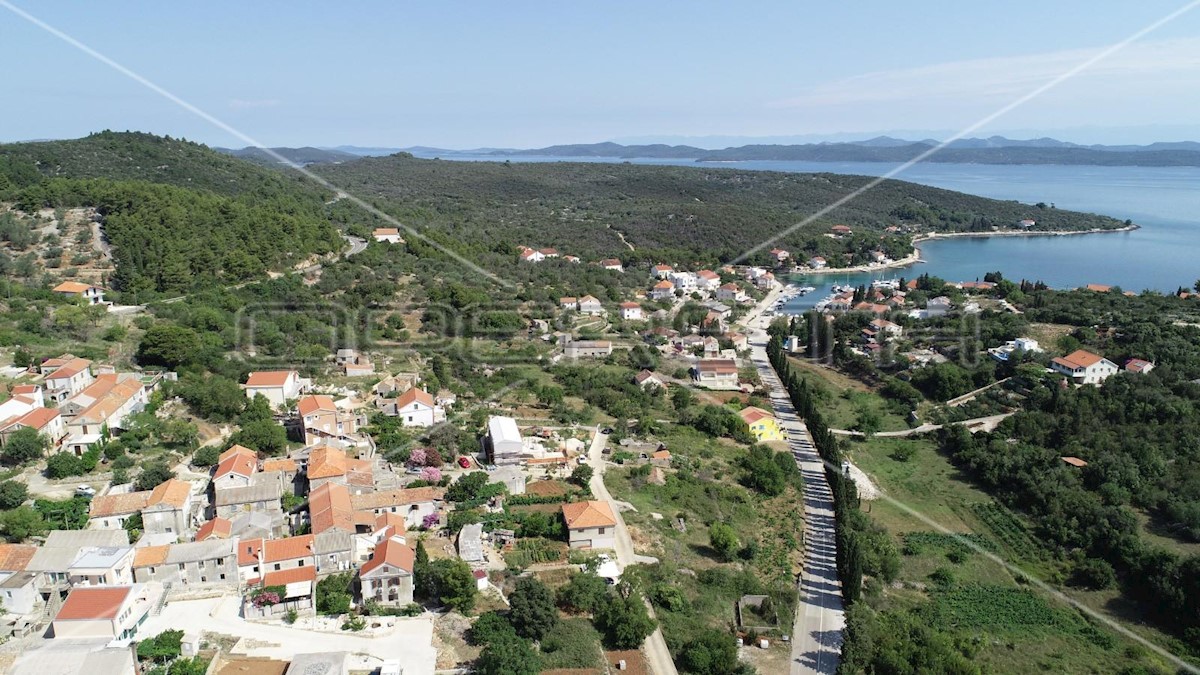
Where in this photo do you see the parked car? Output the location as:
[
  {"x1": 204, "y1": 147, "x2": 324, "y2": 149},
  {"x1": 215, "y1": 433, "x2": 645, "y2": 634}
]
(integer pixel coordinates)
[
  {"x1": 74, "y1": 485, "x2": 95, "y2": 498},
  {"x1": 457, "y1": 457, "x2": 471, "y2": 469}
]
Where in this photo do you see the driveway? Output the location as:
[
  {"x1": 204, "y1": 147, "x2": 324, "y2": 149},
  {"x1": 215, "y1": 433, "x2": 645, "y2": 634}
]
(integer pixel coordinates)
[
  {"x1": 139, "y1": 596, "x2": 438, "y2": 674},
  {"x1": 587, "y1": 429, "x2": 678, "y2": 675}
]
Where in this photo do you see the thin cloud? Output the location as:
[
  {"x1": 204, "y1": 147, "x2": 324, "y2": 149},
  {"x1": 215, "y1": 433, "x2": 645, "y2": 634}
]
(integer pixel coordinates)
[
  {"x1": 773, "y1": 37, "x2": 1200, "y2": 108},
  {"x1": 229, "y1": 98, "x2": 281, "y2": 110}
]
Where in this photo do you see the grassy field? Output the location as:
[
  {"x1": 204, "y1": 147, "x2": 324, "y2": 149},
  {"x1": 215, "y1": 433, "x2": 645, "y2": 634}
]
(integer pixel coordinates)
[
  {"x1": 604, "y1": 427, "x2": 802, "y2": 650},
  {"x1": 846, "y1": 434, "x2": 1187, "y2": 673}
]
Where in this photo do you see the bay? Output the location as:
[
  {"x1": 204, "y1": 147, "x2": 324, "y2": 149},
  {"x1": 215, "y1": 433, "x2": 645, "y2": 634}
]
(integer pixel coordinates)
[{"x1": 409, "y1": 152, "x2": 1200, "y2": 299}]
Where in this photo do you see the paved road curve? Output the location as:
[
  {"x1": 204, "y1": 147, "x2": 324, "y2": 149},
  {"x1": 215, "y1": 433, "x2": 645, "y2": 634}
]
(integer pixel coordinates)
[{"x1": 587, "y1": 429, "x2": 680, "y2": 675}]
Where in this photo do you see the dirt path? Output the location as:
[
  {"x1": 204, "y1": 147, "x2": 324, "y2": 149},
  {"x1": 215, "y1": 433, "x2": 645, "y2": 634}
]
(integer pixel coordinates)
[{"x1": 609, "y1": 225, "x2": 635, "y2": 251}]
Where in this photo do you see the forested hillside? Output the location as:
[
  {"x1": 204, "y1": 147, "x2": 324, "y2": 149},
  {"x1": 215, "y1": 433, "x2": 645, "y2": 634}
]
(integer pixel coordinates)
[
  {"x1": 0, "y1": 132, "x2": 346, "y2": 298},
  {"x1": 315, "y1": 153, "x2": 1128, "y2": 264}
]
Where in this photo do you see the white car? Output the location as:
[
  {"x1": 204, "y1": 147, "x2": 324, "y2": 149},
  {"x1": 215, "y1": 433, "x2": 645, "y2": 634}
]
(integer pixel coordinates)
[{"x1": 74, "y1": 485, "x2": 96, "y2": 498}]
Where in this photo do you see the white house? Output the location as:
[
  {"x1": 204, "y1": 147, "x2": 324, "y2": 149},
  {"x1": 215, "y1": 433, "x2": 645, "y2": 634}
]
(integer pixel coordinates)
[
  {"x1": 0, "y1": 407, "x2": 65, "y2": 448},
  {"x1": 1125, "y1": 358, "x2": 1155, "y2": 374},
  {"x1": 140, "y1": 479, "x2": 193, "y2": 538},
  {"x1": 618, "y1": 302, "x2": 643, "y2": 321},
  {"x1": 696, "y1": 270, "x2": 721, "y2": 291},
  {"x1": 358, "y1": 535, "x2": 414, "y2": 607},
  {"x1": 486, "y1": 416, "x2": 523, "y2": 465},
  {"x1": 769, "y1": 248, "x2": 790, "y2": 263},
  {"x1": 651, "y1": 264, "x2": 674, "y2": 279},
  {"x1": 393, "y1": 387, "x2": 440, "y2": 427},
  {"x1": 518, "y1": 248, "x2": 545, "y2": 263},
  {"x1": 599, "y1": 258, "x2": 624, "y2": 272},
  {"x1": 577, "y1": 295, "x2": 605, "y2": 315},
  {"x1": 649, "y1": 280, "x2": 675, "y2": 301},
  {"x1": 669, "y1": 271, "x2": 698, "y2": 292},
  {"x1": 696, "y1": 359, "x2": 739, "y2": 389},
  {"x1": 563, "y1": 501, "x2": 617, "y2": 550},
  {"x1": 43, "y1": 357, "x2": 94, "y2": 403},
  {"x1": 52, "y1": 585, "x2": 157, "y2": 641},
  {"x1": 372, "y1": 228, "x2": 405, "y2": 244},
  {"x1": 1051, "y1": 350, "x2": 1120, "y2": 385},
  {"x1": 52, "y1": 282, "x2": 106, "y2": 306},
  {"x1": 808, "y1": 256, "x2": 827, "y2": 269},
  {"x1": 562, "y1": 339, "x2": 613, "y2": 359},
  {"x1": 634, "y1": 370, "x2": 665, "y2": 390},
  {"x1": 243, "y1": 370, "x2": 307, "y2": 408},
  {"x1": 715, "y1": 283, "x2": 745, "y2": 303}
]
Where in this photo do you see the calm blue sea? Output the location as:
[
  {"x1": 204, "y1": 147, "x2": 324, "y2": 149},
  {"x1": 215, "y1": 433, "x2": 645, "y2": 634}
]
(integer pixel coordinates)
[{"x1": 410, "y1": 152, "x2": 1200, "y2": 300}]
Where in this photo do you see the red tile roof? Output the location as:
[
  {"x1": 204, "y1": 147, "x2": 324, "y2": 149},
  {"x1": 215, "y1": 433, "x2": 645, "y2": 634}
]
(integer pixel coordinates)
[
  {"x1": 1053, "y1": 349, "x2": 1107, "y2": 370},
  {"x1": 245, "y1": 371, "x2": 296, "y2": 388},
  {"x1": 89, "y1": 491, "x2": 151, "y2": 518},
  {"x1": 395, "y1": 387, "x2": 434, "y2": 409},
  {"x1": 297, "y1": 394, "x2": 337, "y2": 417},
  {"x1": 195, "y1": 517, "x2": 232, "y2": 541},
  {"x1": 261, "y1": 565, "x2": 316, "y2": 587},
  {"x1": 214, "y1": 449, "x2": 257, "y2": 481},
  {"x1": 359, "y1": 537, "x2": 415, "y2": 576},
  {"x1": 309, "y1": 482, "x2": 355, "y2": 535},
  {"x1": 237, "y1": 535, "x2": 315, "y2": 566},
  {"x1": 0, "y1": 544, "x2": 37, "y2": 571},
  {"x1": 133, "y1": 545, "x2": 171, "y2": 567},
  {"x1": 146, "y1": 478, "x2": 190, "y2": 508},
  {"x1": 562, "y1": 500, "x2": 617, "y2": 529},
  {"x1": 56, "y1": 586, "x2": 131, "y2": 621}
]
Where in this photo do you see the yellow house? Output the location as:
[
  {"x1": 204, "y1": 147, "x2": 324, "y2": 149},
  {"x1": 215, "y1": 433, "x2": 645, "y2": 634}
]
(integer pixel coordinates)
[{"x1": 739, "y1": 406, "x2": 784, "y2": 442}]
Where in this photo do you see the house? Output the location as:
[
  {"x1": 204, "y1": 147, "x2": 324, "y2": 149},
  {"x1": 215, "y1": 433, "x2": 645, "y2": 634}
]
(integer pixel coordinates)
[
  {"x1": 562, "y1": 501, "x2": 617, "y2": 550},
  {"x1": 695, "y1": 359, "x2": 739, "y2": 389},
  {"x1": 649, "y1": 280, "x2": 675, "y2": 301},
  {"x1": 669, "y1": 271, "x2": 698, "y2": 292},
  {"x1": 350, "y1": 487, "x2": 444, "y2": 529},
  {"x1": 599, "y1": 258, "x2": 624, "y2": 272},
  {"x1": 650, "y1": 449, "x2": 672, "y2": 467},
  {"x1": 702, "y1": 336, "x2": 721, "y2": 357},
  {"x1": 563, "y1": 255, "x2": 581, "y2": 264},
  {"x1": 141, "y1": 479, "x2": 193, "y2": 537},
  {"x1": 989, "y1": 337, "x2": 1042, "y2": 362},
  {"x1": 769, "y1": 248, "x2": 790, "y2": 263},
  {"x1": 485, "y1": 416, "x2": 523, "y2": 465},
  {"x1": 392, "y1": 387, "x2": 440, "y2": 427},
  {"x1": 213, "y1": 445, "x2": 258, "y2": 490},
  {"x1": 132, "y1": 539, "x2": 239, "y2": 588},
  {"x1": 808, "y1": 256, "x2": 827, "y2": 269},
  {"x1": 358, "y1": 534, "x2": 415, "y2": 607},
  {"x1": 739, "y1": 406, "x2": 785, "y2": 442},
  {"x1": 696, "y1": 270, "x2": 721, "y2": 290},
  {"x1": 577, "y1": 295, "x2": 605, "y2": 315},
  {"x1": 67, "y1": 546, "x2": 135, "y2": 587},
  {"x1": 297, "y1": 395, "x2": 366, "y2": 448},
  {"x1": 0, "y1": 544, "x2": 39, "y2": 615},
  {"x1": 52, "y1": 281, "x2": 106, "y2": 305},
  {"x1": 651, "y1": 264, "x2": 674, "y2": 279},
  {"x1": 0, "y1": 407, "x2": 65, "y2": 448},
  {"x1": 43, "y1": 357, "x2": 94, "y2": 403},
  {"x1": 562, "y1": 339, "x2": 613, "y2": 359},
  {"x1": 518, "y1": 248, "x2": 545, "y2": 263},
  {"x1": 213, "y1": 473, "x2": 285, "y2": 525},
  {"x1": 88, "y1": 491, "x2": 151, "y2": 530},
  {"x1": 25, "y1": 530, "x2": 128, "y2": 592},
  {"x1": 715, "y1": 283, "x2": 745, "y2": 303},
  {"x1": 1051, "y1": 350, "x2": 1120, "y2": 385},
  {"x1": 243, "y1": 370, "x2": 307, "y2": 408},
  {"x1": 752, "y1": 271, "x2": 775, "y2": 290},
  {"x1": 1084, "y1": 283, "x2": 1114, "y2": 293},
  {"x1": 1125, "y1": 358, "x2": 1155, "y2": 374},
  {"x1": 63, "y1": 377, "x2": 147, "y2": 455},
  {"x1": 372, "y1": 228, "x2": 404, "y2": 244},
  {"x1": 619, "y1": 302, "x2": 643, "y2": 321},
  {"x1": 1061, "y1": 456, "x2": 1088, "y2": 468},
  {"x1": 853, "y1": 302, "x2": 889, "y2": 316},
  {"x1": 335, "y1": 350, "x2": 375, "y2": 377},
  {"x1": 306, "y1": 444, "x2": 374, "y2": 493},
  {"x1": 51, "y1": 584, "x2": 158, "y2": 640},
  {"x1": 1018, "y1": 219, "x2": 1036, "y2": 228},
  {"x1": 634, "y1": 370, "x2": 665, "y2": 390},
  {"x1": 539, "y1": 248, "x2": 559, "y2": 259},
  {"x1": 237, "y1": 535, "x2": 316, "y2": 584},
  {"x1": 925, "y1": 296, "x2": 953, "y2": 317},
  {"x1": 560, "y1": 296, "x2": 578, "y2": 310},
  {"x1": 195, "y1": 517, "x2": 232, "y2": 542},
  {"x1": 831, "y1": 225, "x2": 852, "y2": 236},
  {"x1": 869, "y1": 319, "x2": 903, "y2": 338}
]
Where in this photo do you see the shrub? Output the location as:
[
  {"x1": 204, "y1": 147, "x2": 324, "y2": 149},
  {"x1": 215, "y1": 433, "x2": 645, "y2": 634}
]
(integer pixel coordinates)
[{"x1": 45, "y1": 452, "x2": 84, "y2": 480}]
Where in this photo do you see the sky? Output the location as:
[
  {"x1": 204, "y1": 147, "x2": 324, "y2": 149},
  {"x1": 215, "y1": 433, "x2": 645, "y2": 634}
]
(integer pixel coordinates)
[{"x1": 3, "y1": 1, "x2": 1200, "y2": 148}]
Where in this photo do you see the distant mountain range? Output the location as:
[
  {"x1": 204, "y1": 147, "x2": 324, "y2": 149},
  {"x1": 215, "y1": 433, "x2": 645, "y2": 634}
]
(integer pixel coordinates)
[{"x1": 216, "y1": 135, "x2": 1200, "y2": 167}]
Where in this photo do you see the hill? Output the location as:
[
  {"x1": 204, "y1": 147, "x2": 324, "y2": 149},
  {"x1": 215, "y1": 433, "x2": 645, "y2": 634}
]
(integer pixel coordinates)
[
  {"x1": 0, "y1": 132, "x2": 345, "y2": 298},
  {"x1": 313, "y1": 153, "x2": 1128, "y2": 264},
  {"x1": 215, "y1": 145, "x2": 361, "y2": 166}
]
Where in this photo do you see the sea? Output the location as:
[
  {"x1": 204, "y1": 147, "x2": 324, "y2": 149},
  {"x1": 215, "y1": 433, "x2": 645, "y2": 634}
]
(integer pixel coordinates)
[{"x1": 407, "y1": 152, "x2": 1200, "y2": 309}]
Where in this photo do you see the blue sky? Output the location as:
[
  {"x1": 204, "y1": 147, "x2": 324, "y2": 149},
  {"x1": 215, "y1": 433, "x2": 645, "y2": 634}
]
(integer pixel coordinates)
[{"x1": 4, "y1": 1, "x2": 1200, "y2": 148}]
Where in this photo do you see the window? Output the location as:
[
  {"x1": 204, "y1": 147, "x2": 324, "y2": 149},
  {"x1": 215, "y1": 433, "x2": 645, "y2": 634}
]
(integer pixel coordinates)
[
  {"x1": 149, "y1": 567, "x2": 155, "y2": 574},
  {"x1": 219, "y1": 574, "x2": 226, "y2": 580},
  {"x1": 273, "y1": 563, "x2": 281, "y2": 571},
  {"x1": 598, "y1": 528, "x2": 606, "y2": 535},
  {"x1": 298, "y1": 560, "x2": 305, "y2": 566},
  {"x1": 179, "y1": 563, "x2": 185, "y2": 571}
]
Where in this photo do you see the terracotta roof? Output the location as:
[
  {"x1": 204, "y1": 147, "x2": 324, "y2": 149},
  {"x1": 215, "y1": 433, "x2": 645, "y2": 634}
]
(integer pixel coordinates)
[
  {"x1": 350, "y1": 487, "x2": 444, "y2": 511},
  {"x1": 395, "y1": 387, "x2": 434, "y2": 409},
  {"x1": 373, "y1": 228, "x2": 400, "y2": 236},
  {"x1": 261, "y1": 458, "x2": 297, "y2": 473},
  {"x1": 651, "y1": 450, "x2": 671, "y2": 460},
  {"x1": 245, "y1": 371, "x2": 297, "y2": 388},
  {"x1": 698, "y1": 359, "x2": 738, "y2": 375},
  {"x1": 46, "y1": 357, "x2": 91, "y2": 381},
  {"x1": 652, "y1": 280, "x2": 673, "y2": 289},
  {"x1": 697, "y1": 270, "x2": 720, "y2": 279},
  {"x1": 1054, "y1": 350, "x2": 1107, "y2": 370},
  {"x1": 739, "y1": 406, "x2": 774, "y2": 425},
  {"x1": 297, "y1": 394, "x2": 337, "y2": 417},
  {"x1": 1125, "y1": 358, "x2": 1154, "y2": 373},
  {"x1": 261, "y1": 565, "x2": 316, "y2": 587},
  {"x1": 146, "y1": 479, "x2": 190, "y2": 509},
  {"x1": 619, "y1": 302, "x2": 641, "y2": 309},
  {"x1": 237, "y1": 535, "x2": 315, "y2": 566},
  {"x1": 359, "y1": 537, "x2": 415, "y2": 576},
  {"x1": 56, "y1": 586, "x2": 132, "y2": 621},
  {"x1": 89, "y1": 491, "x2": 151, "y2": 518},
  {"x1": 562, "y1": 501, "x2": 616, "y2": 529},
  {"x1": 600, "y1": 259, "x2": 622, "y2": 267},
  {"x1": 307, "y1": 445, "x2": 353, "y2": 479},
  {"x1": 374, "y1": 512, "x2": 407, "y2": 534},
  {"x1": 0, "y1": 544, "x2": 37, "y2": 571},
  {"x1": 133, "y1": 545, "x2": 171, "y2": 567},
  {"x1": 1061, "y1": 456, "x2": 1088, "y2": 468},
  {"x1": 635, "y1": 370, "x2": 661, "y2": 384},
  {"x1": 1085, "y1": 284, "x2": 1113, "y2": 292},
  {"x1": 214, "y1": 449, "x2": 257, "y2": 481},
  {"x1": 52, "y1": 281, "x2": 99, "y2": 294},
  {"x1": 719, "y1": 282, "x2": 739, "y2": 291},
  {"x1": 75, "y1": 378, "x2": 143, "y2": 424},
  {"x1": 219, "y1": 444, "x2": 256, "y2": 463},
  {"x1": 309, "y1": 482, "x2": 355, "y2": 534},
  {"x1": 4, "y1": 407, "x2": 59, "y2": 431},
  {"x1": 195, "y1": 517, "x2": 232, "y2": 541}
]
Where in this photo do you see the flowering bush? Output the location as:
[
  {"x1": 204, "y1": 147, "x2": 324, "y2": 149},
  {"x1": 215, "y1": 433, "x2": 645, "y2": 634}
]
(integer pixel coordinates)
[
  {"x1": 422, "y1": 512, "x2": 440, "y2": 529},
  {"x1": 408, "y1": 448, "x2": 426, "y2": 466},
  {"x1": 420, "y1": 467, "x2": 442, "y2": 483},
  {"x1": 252, "y1": 591, "x2": 280, "y2": 607}
]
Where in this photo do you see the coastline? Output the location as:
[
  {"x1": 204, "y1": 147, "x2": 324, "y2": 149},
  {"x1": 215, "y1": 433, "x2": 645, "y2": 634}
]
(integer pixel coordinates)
[{"x1": 791, "y1": 224, "x2": 1139, "y2": 277}]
